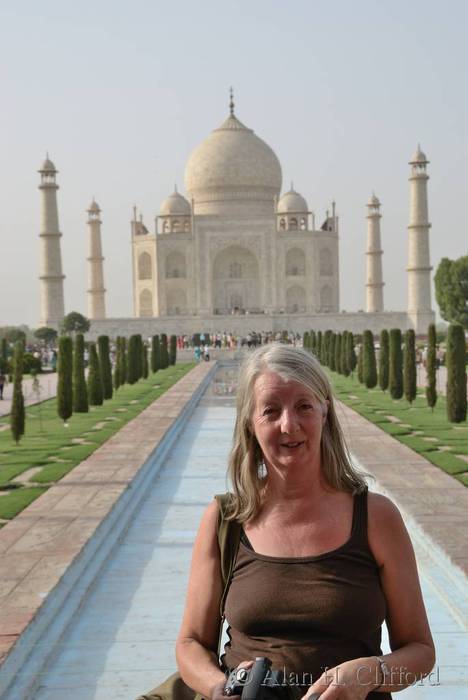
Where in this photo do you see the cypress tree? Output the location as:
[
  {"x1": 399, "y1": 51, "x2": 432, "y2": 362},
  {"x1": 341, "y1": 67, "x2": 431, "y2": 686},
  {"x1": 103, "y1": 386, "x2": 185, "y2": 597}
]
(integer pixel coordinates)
[
  {"x1": 379, "y1": 330, "x2": 389, "y2": 392},
  {"x1": 127, "y1": 335, "x2": 140, "y2": 384},
  {"x1": 142, "y1": 342, "x2": 149, "y2": 379},
  {"x1": 310, "y1": 330, "x2": 316, "y2": 354},
  {"x1": 335, "y1": 333, "x2": 342, "y2": 374},
  {"x1": 341, "y1": 331, "x2": 350, "y2": 376},
  {"x1": 426, "y1": 323, "x2": 437, "y2": 411},
  {"x1": 329, "y1": 333, "x2": 336, "y2": 371},
  {"x1": 135, "y1": 334, "x2": 143, "y2": 380},
  {"x1": 161, "y1": 333, "x2": 169, "y2": 369},
  {"x1": 113, "y1": 336, "x2": 121, "y2": 390},
  {"x1": 303, "y1": 331, "x2": 310, "y2": 352},
  {"x1": 403, "y1": 329, "x2": 417, "y2": 404},
  {"x1": 170, "y1": 335, "x2": 177, "y2": 365},
  {"x1": 87, "y1": 342, "x2": 103, "y2": 405},
  {"x1": 98, "y1": 335, "x2": 113, "y2": 400},
  {"x1": 362, "y1": 330, "x2": 377, "y2": 388},
  {"x1": 120, "y1": 337, "x2": 128, "y2": 386},
  {"x1": 357, "y1": 343, "x2": 364, "y2": 383},
  {"x1": 323, "y1": 331, "x2": 331, "y2": 367},
  {"x1": 1, "y1": 338, "x2": 8, "y2": 371},
  {"x1": 389, "y1": 329, "x2": 403, "y2": 399},
  {"x1": 10, "y1": 341, "x2": 25, "y2": 444},
  {"x1": 151, "y1": 334, "x2": 161, "y2": 372},
  {"x1": 57, "y1": 335, "x2": 73, "y2": 422},
  {"x1": 73, "y1": 333, "x2": 88, "y2": 412},
  {"x1": 317, "y1": 331, "x2": 322, "y2": 362},
  {"x1": 446, "y1": 323, "x2": 467, "y2": 423},
  {"x1": 346, "y1": 332, "x2": 357, "y2": 375}
]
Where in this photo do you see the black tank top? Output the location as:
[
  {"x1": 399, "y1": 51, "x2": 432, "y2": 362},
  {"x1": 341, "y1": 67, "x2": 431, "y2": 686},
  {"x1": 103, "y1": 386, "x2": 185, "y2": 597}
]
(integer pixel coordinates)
[{"x1": 221, "y1": 488, "x2": 391, "y2": 700}]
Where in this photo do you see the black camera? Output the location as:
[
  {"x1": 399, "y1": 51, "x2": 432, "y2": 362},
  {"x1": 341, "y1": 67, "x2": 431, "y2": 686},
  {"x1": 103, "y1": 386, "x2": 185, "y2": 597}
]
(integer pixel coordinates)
[{"x1": 224, "y1": 657, "x2": 285, "y2": 700}]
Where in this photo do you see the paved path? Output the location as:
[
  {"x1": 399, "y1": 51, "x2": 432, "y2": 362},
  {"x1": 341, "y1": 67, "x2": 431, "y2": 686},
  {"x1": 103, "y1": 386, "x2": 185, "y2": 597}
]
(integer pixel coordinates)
[
  {"x1": 14, "y1": 362, "x2": 464, "y2": 700},
  {"x1": 0, "y1": 373, "x2": 58, "y2": 418}
]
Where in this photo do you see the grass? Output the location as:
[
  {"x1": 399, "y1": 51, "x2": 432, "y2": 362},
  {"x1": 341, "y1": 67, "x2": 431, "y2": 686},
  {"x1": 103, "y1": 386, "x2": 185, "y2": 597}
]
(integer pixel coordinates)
[
  {"x1": 0, "y1": 363, "x2": 195, "y2": 520},
  {"x1": 329, "y1": 371, "x2": 468, "y2": 487}
]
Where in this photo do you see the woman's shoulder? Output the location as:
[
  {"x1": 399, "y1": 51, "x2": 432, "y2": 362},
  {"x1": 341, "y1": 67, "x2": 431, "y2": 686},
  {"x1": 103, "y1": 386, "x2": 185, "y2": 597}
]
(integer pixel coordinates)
[{"x1": 366, "y1": 490, "x2": 409, "y2": 567}]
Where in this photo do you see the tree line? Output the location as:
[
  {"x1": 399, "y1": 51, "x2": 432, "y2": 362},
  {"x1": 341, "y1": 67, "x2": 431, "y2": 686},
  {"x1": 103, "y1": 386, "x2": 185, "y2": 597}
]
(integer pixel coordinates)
[
  {"x1": 10, "y1": 333, "x2": 178, "y2": 444},
  {"x1": 303, "y1": 323, "x2": 467, "y2": 423}
]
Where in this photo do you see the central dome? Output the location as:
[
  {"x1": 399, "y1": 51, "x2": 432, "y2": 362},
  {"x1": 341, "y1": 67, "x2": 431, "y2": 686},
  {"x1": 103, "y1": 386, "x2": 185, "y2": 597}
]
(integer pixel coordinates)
[{"x1": 184, "y1": 111, "x2": 282, "y2": 216}]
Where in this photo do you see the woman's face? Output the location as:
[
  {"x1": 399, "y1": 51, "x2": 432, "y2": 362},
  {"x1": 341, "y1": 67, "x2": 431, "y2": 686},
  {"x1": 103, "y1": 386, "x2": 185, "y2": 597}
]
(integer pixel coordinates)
[{"x1": 250, "y1": 370, "x2": 327, "y2": 473}]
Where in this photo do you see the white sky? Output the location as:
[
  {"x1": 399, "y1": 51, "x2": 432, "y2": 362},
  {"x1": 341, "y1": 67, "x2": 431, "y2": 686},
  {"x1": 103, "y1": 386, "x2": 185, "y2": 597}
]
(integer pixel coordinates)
[{"x1": 1, "y1": 0, "x2": 467, "y2": 327}]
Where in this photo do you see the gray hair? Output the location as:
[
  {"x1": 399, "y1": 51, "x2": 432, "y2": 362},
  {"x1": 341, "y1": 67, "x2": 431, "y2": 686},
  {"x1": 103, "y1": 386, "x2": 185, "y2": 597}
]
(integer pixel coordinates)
[{"x1": 224, "y1": 343, "x2": 368, "y2": 522}]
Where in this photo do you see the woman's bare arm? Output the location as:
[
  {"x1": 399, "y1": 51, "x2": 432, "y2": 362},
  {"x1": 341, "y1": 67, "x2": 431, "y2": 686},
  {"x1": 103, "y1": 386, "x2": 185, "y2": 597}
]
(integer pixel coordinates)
[
  {"x1": 366, "y1": 491, "x2": 436, "y2": 692},
  {"x1": 175, "y1": 499, "x2": 228, "y2": 699}
]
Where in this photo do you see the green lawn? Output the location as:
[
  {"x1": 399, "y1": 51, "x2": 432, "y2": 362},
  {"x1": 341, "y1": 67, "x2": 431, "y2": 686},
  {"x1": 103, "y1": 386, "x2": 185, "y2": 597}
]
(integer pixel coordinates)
[
  {"x1": 0, "y1": 363, "x2": 195, "y2": 520},
  {"x1": 329, "y1": 372, "x2": 468, "y2": 487}
]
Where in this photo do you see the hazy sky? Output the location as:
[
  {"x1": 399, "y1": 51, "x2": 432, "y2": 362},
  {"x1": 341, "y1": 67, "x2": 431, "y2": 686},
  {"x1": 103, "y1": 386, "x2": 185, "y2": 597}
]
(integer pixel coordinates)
[{"x1": 1, "y1": 0, "x2": 467, "y2": 327}]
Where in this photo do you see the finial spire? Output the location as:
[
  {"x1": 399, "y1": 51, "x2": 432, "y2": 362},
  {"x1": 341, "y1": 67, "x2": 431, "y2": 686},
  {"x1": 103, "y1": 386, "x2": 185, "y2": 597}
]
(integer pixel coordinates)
[
  {"x1": 174, "y1": 183, "x2": 178, "y2": 193},
  {"x1": 290, "y1": 180, "x2": 294, "y2": 191},
  {"x1": 229, "y1": 86, "x2": 235, "y2": 116}
]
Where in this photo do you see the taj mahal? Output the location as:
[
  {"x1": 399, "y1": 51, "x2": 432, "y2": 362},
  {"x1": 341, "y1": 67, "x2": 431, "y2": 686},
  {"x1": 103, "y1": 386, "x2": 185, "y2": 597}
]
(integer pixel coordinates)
[{"x1": 38, "y1": 94, "x2": 435, "y2": 338}]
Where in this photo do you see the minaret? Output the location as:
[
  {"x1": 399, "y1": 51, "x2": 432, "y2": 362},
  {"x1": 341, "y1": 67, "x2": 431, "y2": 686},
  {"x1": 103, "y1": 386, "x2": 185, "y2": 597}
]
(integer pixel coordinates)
[
  {"x1": 86, "y1": 199, "x2": 106, "y2": 320},
  {"x1": 38, "y1": 156, "x2": 65, "y2": 328},
  {"x1": 407, "y1": 146, "x2": 433, "y2": 332},
  {"x1": 365, "y1": 193, "x2": 384, "y2": 312}
]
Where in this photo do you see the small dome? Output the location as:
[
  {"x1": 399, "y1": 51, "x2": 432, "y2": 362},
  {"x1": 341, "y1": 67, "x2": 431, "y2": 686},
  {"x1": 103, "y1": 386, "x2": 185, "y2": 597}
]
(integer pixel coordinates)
[
  {"x1": 88, "y1": 199, "x2": 100, "y2": 212},
  {"x1": 277, "y1": 188, "x2": 309, "y2": 214},
  {"x1": 367, "y1": 193, "x2": 380, "y2": 207},
  {"x1": 160, "y1": 189, "x2": 191, "y2": 216},
  {"x1": 409, "y1": 145, "x2": 428, "y2": 164},
  {"x1": 39, "y1": 157, "x2": 57, "y2": 173}
]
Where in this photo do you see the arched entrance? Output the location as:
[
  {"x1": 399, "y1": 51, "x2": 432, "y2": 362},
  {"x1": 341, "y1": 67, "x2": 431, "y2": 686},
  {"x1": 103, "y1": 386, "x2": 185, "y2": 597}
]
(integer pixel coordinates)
[{"x1": 212, "y1": 246, "x2": 260, "y2": 314}]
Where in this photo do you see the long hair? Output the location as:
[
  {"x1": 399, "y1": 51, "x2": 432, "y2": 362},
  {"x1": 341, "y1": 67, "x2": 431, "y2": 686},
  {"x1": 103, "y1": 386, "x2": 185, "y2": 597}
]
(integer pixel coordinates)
[{"x1": 224, "y1": 343, "x2": 369, "y2": 522}]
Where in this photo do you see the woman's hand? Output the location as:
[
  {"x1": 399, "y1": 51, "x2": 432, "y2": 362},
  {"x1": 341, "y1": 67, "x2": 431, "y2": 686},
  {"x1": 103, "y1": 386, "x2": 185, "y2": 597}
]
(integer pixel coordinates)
[
  {"x1": 301, "y1": 658, "x2": 380, "y2": 700},
  {"x1": 211, "y1": 660, "x2": 255, "y2": 700}
]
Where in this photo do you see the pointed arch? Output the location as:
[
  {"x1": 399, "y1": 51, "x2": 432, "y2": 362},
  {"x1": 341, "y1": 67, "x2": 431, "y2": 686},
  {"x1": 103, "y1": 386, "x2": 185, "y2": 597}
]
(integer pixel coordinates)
[
  {"x1": 138, "y1": 252, "x2": 152, "y2": 280},
  {"x1": 165, "y1": 251, "x2": 186, "y2": 279},
  {"x1": 286, "y1": 285, "x2": 306, "y2": 313},
  {"x1": 286, "y1": 248, "x2": 306, "y2": 276},
  {"x1": 320, "y1": 285, "x2": 333, "y2": 311},
  {"x1": 139, "y1": 288, "x2": 153, "y2": 316},
  {"x1": 320, "y1": 248, "x2": 333, "y2": 276}
]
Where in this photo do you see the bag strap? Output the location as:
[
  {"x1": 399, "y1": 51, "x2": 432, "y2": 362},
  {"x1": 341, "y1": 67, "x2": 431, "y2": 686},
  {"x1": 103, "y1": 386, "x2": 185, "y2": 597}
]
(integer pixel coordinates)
[{"x1": 213, "y1": 492, "x2": 242, "y2": 658}]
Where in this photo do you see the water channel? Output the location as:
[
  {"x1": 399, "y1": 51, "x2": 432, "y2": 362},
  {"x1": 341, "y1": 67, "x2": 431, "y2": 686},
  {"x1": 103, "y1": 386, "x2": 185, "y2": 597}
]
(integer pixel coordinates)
[{"x1": 19, "y1": 363, "x2": 467, "y2": 699}]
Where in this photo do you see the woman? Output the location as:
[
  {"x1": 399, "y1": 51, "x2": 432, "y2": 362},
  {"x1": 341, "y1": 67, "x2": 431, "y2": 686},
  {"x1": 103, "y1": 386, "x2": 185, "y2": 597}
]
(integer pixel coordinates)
[{"x1": 176, "y1": 344, "x2": 435, "y2": 700}]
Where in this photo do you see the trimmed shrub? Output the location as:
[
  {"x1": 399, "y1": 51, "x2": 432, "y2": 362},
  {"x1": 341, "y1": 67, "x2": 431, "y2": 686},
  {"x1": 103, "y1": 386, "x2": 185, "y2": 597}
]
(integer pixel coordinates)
[
  {"x1": 98, "y1": 335, "x2": 113, "y2": 400},
  {"x1": 120, "y1": 337, "x2": 128, "y2": 386},
  {"x1": 57, "y1": 336, "x2": 73, "y2": 422},
  {"x1": 446, "y1": 323, "x2": 467, "y2": 423},
  {"x1": 113, "y1": 336, "x2": 121, "y2": 390},
  {"x1": 403, "y1": 329, "x2": 417, "y2": 404},
  {"x1": 317, "y1": 331, "x2": 322, "y2": 363},
  {"x1": 303, "y1": 331, "x2": 310, "y2": 352},
  {"x1": 161, "y1": 333, "x2": 169, "y2": 369},
  {"x1": 357, "y1": 343, "x2": 363, "y2": 383},
  {"x1": 73, "y1": 333, "x2": 88, "y2": 412},
  {"x1": 426, "y1": 323, "x2": 437, "y2": 410},
  {"x1": 310, "y1": 330, "x2": 316, "y2": 353},
  {"x1": 379, "y1": 330, "x2": 389, "y2": 392},
  {"x1": 142, "y1": 342, "x2": 149, "y2": 379},
  {"x1": 87, "y1": 342, "x2": 103, "y2": 405},
  {"x1": 10, "y1": 341, "x2": 25, "y2": 444},
  {"x1": 389, "y1": 329, "x2": 403, "y2": 399},
  {"x1": 335, "y1": 333, "x2": 342, "y2": 374},
  {"x1": 170, "y1": 335, "x2": 177, "y2": 365},
  {"x1": 329, "y1": 333, "x2": 336, "y2": 372},
  {"x1": 127, "y1": 335, "x2": 140, "y2": 384},
  {"x1": 323, "y1": 331, "x2": 331, "y2": 367},
  {"x1": 341, "y1": 331, "x2": 350, "y2": 376},
  {"x1": 151, "y1": 335, "x2": 161, "y2": 373},
  {"x1": 346, "y1": 332, "x2": 357, "y2": 375},
  {"x1": 362, "y1": 330, "x2": 377, "y2": 388}
]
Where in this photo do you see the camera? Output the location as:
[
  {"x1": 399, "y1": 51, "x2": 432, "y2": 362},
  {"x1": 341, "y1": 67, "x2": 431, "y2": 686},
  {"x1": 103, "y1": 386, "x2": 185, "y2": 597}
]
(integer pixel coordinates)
[{"x1": 224, "y1": 657, "x2": 285, "y2": 700}]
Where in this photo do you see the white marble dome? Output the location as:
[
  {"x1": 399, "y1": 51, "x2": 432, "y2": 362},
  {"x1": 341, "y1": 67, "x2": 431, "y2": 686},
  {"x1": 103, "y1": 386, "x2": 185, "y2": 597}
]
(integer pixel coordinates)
[
  {"x1": 160, "y1": 189, "x2": 191, "y2": 216},
  {"x1": 184, "y1": 111, "x2": 282, "y2": 215},
  {"x1": 39, "y1": 157, "x2": 57, "y2": 172},
  {"x1": 277, "y1": 188, "x2": 308, "y2": 213}
]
